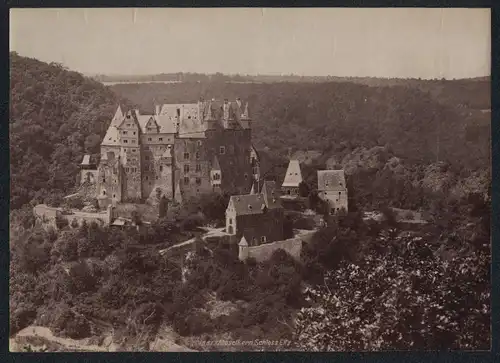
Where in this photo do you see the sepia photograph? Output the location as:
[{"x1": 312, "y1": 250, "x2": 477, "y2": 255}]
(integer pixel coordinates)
[{"x1": 9, "y1": 8, "x2": 491, "y2": 352}]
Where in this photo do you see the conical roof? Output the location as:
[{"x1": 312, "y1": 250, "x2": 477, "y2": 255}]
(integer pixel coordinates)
[
  {"x1": 212, "y1": 155, "x2": 221, "y2": 170},
  {"x1": 282, "y1": 160, "x2": 303, "y2": 188},
  {"x1": 238, "y1": 235, "x2": 248, "y2": 246}
]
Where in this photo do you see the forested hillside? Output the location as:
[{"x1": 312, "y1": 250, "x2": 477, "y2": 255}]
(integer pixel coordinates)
[
  {"x1": 110, "y1": 79, "x2": 490, "y2": 173},
  {"x1": 10, "y1": 53, "x2": 135, "y2": 209}
]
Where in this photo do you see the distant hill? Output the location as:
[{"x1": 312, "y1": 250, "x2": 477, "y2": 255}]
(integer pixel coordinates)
[
  {"x1": 110, "y1": 79, "x2": 490, "y2": 173},
  {"x1": 10, "y1": 53, "x2": 135, "y2": 209}
]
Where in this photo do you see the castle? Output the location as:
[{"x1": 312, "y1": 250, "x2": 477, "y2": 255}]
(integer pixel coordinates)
[{"x1": 80, "y1": 98, "x2": 259, "y2": 206}]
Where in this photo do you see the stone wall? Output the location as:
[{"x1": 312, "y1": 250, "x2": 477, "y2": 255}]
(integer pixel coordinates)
[
  {"x1": 205, "y1": 128, "x2": 253, "y2": 196},
  {"x1": 241, "y1": 237, "x2": 303, "y2": 262},
  {"x1": 97, "y1": 159, "x2": 123, "y2": 201},
  {"x1": 33, "y1": 204, "x2": 111, "y2": 230},
  {"x1": 174, "y1": 138, "x2": 212, "y2": 200},
  {"x1": 319, "y1": 190, "x2": 348, "y2": 213},
  {"x1": 235, "y1": 208, "x2": 284, "y2": 246}
]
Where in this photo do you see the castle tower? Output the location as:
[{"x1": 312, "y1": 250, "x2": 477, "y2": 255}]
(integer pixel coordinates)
[
  {"x1": 117, "y1": 110, "x2": 142, "y2": 201},
  {"x1": 203, "y1": 100, "x2": 217, "y2": 130},
  {"x1": 79, "y1": 154, "x2": 97, "y2": 184},
  {"x1": 210, "y1": 155, "x2": 222, "y2": 192},
  {"x1": 282, "y1": 159, "x2": 303, "y2": 197},
  {"x1": 238, "y1": 236, "x2": 249, "y2": 261},
  {"x1": 239, "y1": 102, "x2": 251, "y2": 129}
]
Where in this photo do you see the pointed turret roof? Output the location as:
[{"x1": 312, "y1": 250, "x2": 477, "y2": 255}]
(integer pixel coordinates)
[
  {"x1": 212, "y1": 155, "x2": 221, "y2": 170},
  {"x1": 238, "y1": 236, "x2": 248, "y2": 247},
  {"x1": 101, "y1": 105, "x2": 124, "y2": 146},
  {"x1": 174, "y1": 179, "x2": 183, "y2": 204},
  {"x1": 282, "y1": 160, "x2": 303, "y2": 188},
  {"x1": 241, "y1": 102, "x2": 250, "y2": 119}
]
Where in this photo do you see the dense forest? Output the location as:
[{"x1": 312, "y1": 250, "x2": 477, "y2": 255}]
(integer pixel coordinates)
[
  {"x1": 111, "y1": 79, "x2": 490, "y2": 172},
  {"x1": 10, "y1": 52, "x2": 135, "y2": 209},
  {"x1": 9, "y1": 54, "x2": 491, "y2": 351},
  {"x1": 91, "y1": 71, "x2": 489, "y2": 86}
]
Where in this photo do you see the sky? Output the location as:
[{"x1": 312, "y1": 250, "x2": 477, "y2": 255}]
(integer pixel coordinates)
[{"x1": 10, "y1": 8, "x2": 491, "y2": 79}]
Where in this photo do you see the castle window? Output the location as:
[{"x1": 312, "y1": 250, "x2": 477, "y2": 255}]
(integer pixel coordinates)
[
  {"x1": 102, "y1": 177, "x2": 106, "y2": 183},
  {"x1": 145, "y1": 176, "x2": 149, "y2": 181},
  {"x1": 113, "y1": 194, "x2": 116, "y2": 198},
  {"x1": 184, "y1": 165, "x2": 190, "y2": 173},
  {"x1": 133, "y1": 132, "x2": 136, "y2": 135},
  {"x1": 103, "y1": 190, "x2": 106, "y2": 195},
  {"x1": 196, "y1": 164, "x2": 201, "y2": 172},
  {"x1": 125, "y1": 168, "x2": 130, "y2": 173},
  {"x1": 156, "y1": 175, "x2": 159, "y2": 180},
  {"x1": 196, "y1": 177, "x2": 201, "y2": 185},
  {"x1": 131, "y1": 140, "x2": 136, "y2": 144},
  {"x1": 160, "y1": 166, "x2": 163, "y2": 172},
  {"x1": 124, "y1": 140, "x2": 128, "y2": 144},
  {"x1": 229, "y1": 218, "x2": 233, "y2": 225},
  {"x1": 244, "y1": 173, "x2": 248, "y2": 180},
  {"x1": 184, "y1": 177, "x2": 189, "y2": 185},
  {"x1": 197, "y1": 141, "x2": 202, "y2": 147},
  {"x1": 144, "y1": 166, "x2": 149, "y2": 172},
  {"x1": 220, "y1": 146, "x2": 226, "y2": 155},
  {"x1": 159, "y1": 137, "x2": 163, "y2": 142},
  {"x1": 123, "y1": 131, "x2": 128, "y2": 135},
  {"x1": 145, "y1": 155, "x2": 150, "y2": 161},
  {"x1": 184, "y1": 152, "x2": 190, "y2": 160},
  {"x1": 132, "y1": 149, "x2": 136, "y2": 152},
  {"x1": 195, "y1": 151, "x2": 200, "y2": 160},
  {"x1": 253, "y1": 167, "x2": 258, "y2": 175},
  {"x1": 260, "y1": 236, "x2": 267, "y2": 243},
  {"x1": 339, "y1": 192, "x2": 342, "y2": 196}
]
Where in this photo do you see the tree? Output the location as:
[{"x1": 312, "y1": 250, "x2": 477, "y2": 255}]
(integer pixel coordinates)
[
  {"x1": 294, "y1": 233, "x2": 490, "y2": 351},
  {"x1": 298, "y1": 181, "x2": 310, "y2": 198}
]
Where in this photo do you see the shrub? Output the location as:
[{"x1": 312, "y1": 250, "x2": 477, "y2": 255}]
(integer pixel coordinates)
[
  {"x1": 55, "y1": 214, "x2": 69, "y2": 230},
  {"x1": 65, "y1": 196, "x2": 84, "y2": 210},
  {"x1": 10, "y1": 303, "x2": 37, "y2": 336}
]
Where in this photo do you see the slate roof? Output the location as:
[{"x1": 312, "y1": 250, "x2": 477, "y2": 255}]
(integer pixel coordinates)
[
  {"x1": 261, "y1": 181, "x2": 282, "y2": 209},
  {"x1": 178, "y1": 114, "x2": 206, "y2": 138},
  {"x1": 155, "y1": 115, "x2": 178, "y2": 134},
  {"x1": 229, "y1": 194, "x2": 267, "y2": 216},
  {"x1": 81, "y1": 155, "x2": 91, "y2": 166},
  {"x1": 212, "y1": 155, "x2": 221, "y2": 170},
  {"x1": 282, "y1": 160, "x2": 303, "y2": 187},
  {"x1": 101, "y1": 106, "x2": 123, "y2": 146},
  {"x1": 238, "y1": 235, "x2": 248, "y2": 246},
  {"x1": 317, "y1": 170, "x2": 347, "y2": 191}
]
